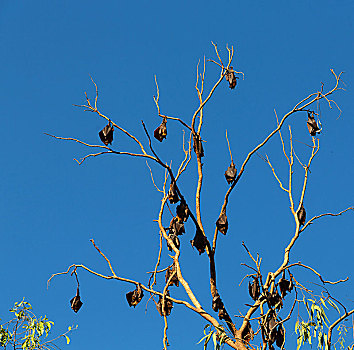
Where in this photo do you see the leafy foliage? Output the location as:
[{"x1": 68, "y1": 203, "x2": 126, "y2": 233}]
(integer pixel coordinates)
[
  {"x1": 295, "y1": 296, "x2": 351, "y2": 350},
  {"x1": 0, "y1": 299, "x2": 76, "y2": 350}
]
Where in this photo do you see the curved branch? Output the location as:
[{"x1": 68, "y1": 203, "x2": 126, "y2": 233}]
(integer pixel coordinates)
[
  {"x1": 300, "y1": 206, "x2": 354, "y2": 233},
  {"x1": 287, "y1": 262, "x2": 349, "y2": 285}
]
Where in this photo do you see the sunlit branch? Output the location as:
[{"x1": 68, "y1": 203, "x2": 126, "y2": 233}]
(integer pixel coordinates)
[
  {"x1": 287, "y1": 262, "x2": 349, "y2": 285},
  {"x1": 300, "y1": 206, "x2": 354, "y2": 233}
]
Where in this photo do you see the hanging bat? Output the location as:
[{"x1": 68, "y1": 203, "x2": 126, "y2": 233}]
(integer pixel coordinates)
[
  {"x1": 248, "y1": 277, "x2": 260, "y2": 301},
  {"x1": 276, "y1": 325, "x2": 285, "y2": 348},
  {"x1": 156, "y1": 291, "x2": 173, "y2": 316},
  {"x1": 176, "y1": 201, "x2": 189, "y2": 222},
  {"x1": 168, "y1": 182, "x2": 179, "y2": 204},
  {"x1": 169, "y1": 217, "x2": 185, "y2": 236},
  {"x1": 225, "y1": 67, "x2": 238, "y2": 89},
  {"x1": 297, "y1": 204, "x2": 306, "y2": 226},
  {"x1": 278, "y1": 271, "x2": 293, "y2": 298},
  {"x1": 190, "y1": 228, "x2": 207, "y2": 255},
  {"x1": 266, "y1": 289, "x2": 283, "y2": 310},
  {"x1": 99, "y1": 122, "x2": 114, "y2": 146},
  {"x1": 165, "y1": 264, "x2": 179, "y2": 287},
  {"x1": 154, "y1": 118, "x2": 167, "y2": 142},
  {"x1": 224, "y1": 162, "x2": 237, "y2": 184},
  {"x1": 212, "y1": 294, "x2": 223, "y2": 312},
  {"x1": 307, "y1": 111, "x2": 321, "y2": 136},
  {"x1": 193, "y1": 134, "x2": 204, "y2": 157},
  {"x1": 216, "y1": 212, "x2": 228, "y2": 235},
  {"x1": 70, "y1": 287, "x2": 83, "y2": 313},
  {"x1": 265, "y1": 310, "x2": 277, "y2": 345},
  {"x1": 167, "y1": 233, "x2": 180, "y2": 252},
  {"x1": 126, "y1": 284, "x2": 144, "y2": 307}
]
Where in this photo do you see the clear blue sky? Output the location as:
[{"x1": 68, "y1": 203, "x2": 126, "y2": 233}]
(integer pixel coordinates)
[{"x1": 0, "y1": 1, "x2": 353, "y2": 349}]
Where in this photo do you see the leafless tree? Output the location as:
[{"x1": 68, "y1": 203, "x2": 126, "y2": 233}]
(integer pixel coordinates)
[{"x1": 47, "y1": 44, "x2": 353, "y2": 350}]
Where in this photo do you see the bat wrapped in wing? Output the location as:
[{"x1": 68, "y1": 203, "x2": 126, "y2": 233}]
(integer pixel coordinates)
[
  {"x1": 126, "y1": 284, "x2": 144, "y2": 308},
  {"x1": 154, "y1": 118, "x2": 167, "y2": 142},
  {"x1": 307, "y1": 111, "x2": 321, "y2": 136},
  {"x1": 225, "y1": 67, "x2": 238, "y2": 89},
  {"x1": 168, "y1": 182, "x2": 179, "y2": 204},
  {"x1": 176, "y1": 201, "x2": 189, "y2": 222},
  {"x1": 99, "y1": 122, "x2": 114, "y2": 145},
  {"x1": 193, "y1": 134, "x2": 204, "y2": 157},
  {"x1": 224, "y1": 162, "x2": 237, "y2": 184},
  {"x1": 165, "y1": 263, "x2": 179, "y2": 287},
  {"x1": 167, "y1": 233, "x2": 180, "y2": 252},
  {"x1": 156, "y1": 291, "x2": 173, "y2": 316},
  {"x1": 190, "y1": 228, "x2": 207, "y2": 255},
  {"x1": 169, "y1": 217, "x2": 185, "y2": 236},
  {"x1": 248, "y1": 276, "x2": 260, "y2": 301},
  {"x1": 297, "y1": 204, "x2": 306, "y2": 226},
  {"x1": 70, "y1": 287, "x2": 83, "y2": 313},
  {"x1": 216, "y1": 211, "x2": 228, "y2": 235}
]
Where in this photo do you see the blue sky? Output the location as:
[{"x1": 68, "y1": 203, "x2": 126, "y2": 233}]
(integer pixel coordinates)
[{"x1": 0, "y1": 1, "x2": 353, "y2": 349}]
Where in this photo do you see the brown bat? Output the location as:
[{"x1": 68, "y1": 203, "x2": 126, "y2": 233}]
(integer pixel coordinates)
[
  {"x1": 193, "y1": 134, "x2": 204, "y2": 157},
  {"x1": 168, "y1": 182, "x2": 179, "y2": 204},
  {"x1": 190, "y1": 228, "x2": 207, "y2": 255},
  {"x1": 165, "y1": 263, "x2": 179, "y2": 287},
  {"x1": 297, "y1": 204, "x2": 306, "y2": 226},
  {"x1": 225, "y1": 67, "x2": 238, "y2": 89},
  {"x1": 154, "y1": 118, "x2": 167, "y2": 142},
  {"x1": 70, "y1": 287, "x2": 83, "y2": 313},
  {"x1": 176, "y1": 201, "x2": 189, "y2": 222},
  {"x1": 156, "y1": 291, "x2": 173, "y2": 316},
  {"x1": 248, "y1": 277, "x2": 260, "y2": 301},
  {"x1": 278, "y1": 271, "x2": 293, "y2": 298},
  {"x1": 265, "y1": 310, "x2": 277, "y2": 347},
  {"x1": 126, "y1": 284, "x2": 144, "y2": 307},
  {"x1": 167, "y1": 233, "x2": 180, "y2": 252},
  {"x1": 216, "y1": 212, "x2": 228, "y2": 235},
  {"x1": 169, "y1": 217, "x2": 185, "y2": 236},
  {"x1": 99, "y1": 122, "x2": 114, "y2": 145},
  {"x1": 307, "y1": 111, "x2": 321, "y2": 136},
  {"x1": 266, "y1": 289, "x2": 283, "y2": 310},
  {"x1": 224, "y1": 162, "x2": 237, "y2": 184}
]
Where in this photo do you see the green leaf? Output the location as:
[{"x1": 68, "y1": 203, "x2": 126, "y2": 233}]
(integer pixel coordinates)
[
  {"x1": 212, "y1": 332, "x2": 220, "y2": 350},
  {"x1": 37, "y1": 321, "x2": 45, "y2": 337},
  {"x1": 327, "y1": 299, "x2": 340, "y2": 314},
  {"x1": 320, "y1": 298, "x2": 328, "y2": 309},
  {"x1": 304, "y1": 298, "x2": 312, "y2": 318}
]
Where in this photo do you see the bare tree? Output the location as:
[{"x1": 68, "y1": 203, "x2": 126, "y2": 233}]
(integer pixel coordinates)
[{"x1": 46, "y1": 44, "x2": 353, "y2": 350}]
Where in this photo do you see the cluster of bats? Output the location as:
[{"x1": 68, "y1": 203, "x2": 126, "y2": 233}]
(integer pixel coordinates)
[
  {"x1": 167, "y1": 183, "x2": 209, "y2": 255},
  {"x1": 246, "y1": 271, "x2": 293, "y2": 348},
  {"x1": 92, "y1": 76, "x2": 316, "y2": 336},
  {"x1": 125, "y1": 265, "x2": 178, "y2": 317}
]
